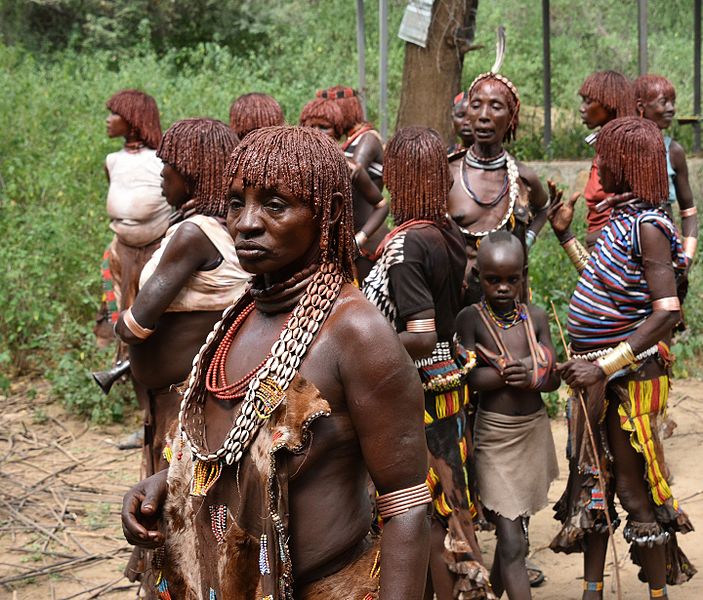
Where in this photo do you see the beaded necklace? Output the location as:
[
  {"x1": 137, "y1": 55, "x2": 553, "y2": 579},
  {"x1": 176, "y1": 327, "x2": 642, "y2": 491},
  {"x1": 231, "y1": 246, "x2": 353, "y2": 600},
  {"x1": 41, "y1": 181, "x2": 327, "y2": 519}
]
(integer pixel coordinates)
[
  {"x1": 481, "y1": 298, "x2": 526, "y2": 329},
  {"x1": 123, "y1": 140, "x2": 145, "y2": 153},
  {"x1": 205, "y1": 302, "x2": 278, "y2": 400},
  {"x1": 180, "y1": 262, "x2": 344, "y2": 466},
  {"x1": 458, "y1": 151, "x2": 520, "y2": 239}
]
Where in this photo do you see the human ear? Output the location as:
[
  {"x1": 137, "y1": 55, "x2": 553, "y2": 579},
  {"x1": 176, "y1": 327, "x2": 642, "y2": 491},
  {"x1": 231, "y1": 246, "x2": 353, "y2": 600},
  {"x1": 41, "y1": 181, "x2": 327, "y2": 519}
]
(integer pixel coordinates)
[
  {"x1": 329, "y1": 191, "x2": 344, "y2": 226},
  {"x1": 636, "y1": 99, "x2": 645, "y2": 118}
]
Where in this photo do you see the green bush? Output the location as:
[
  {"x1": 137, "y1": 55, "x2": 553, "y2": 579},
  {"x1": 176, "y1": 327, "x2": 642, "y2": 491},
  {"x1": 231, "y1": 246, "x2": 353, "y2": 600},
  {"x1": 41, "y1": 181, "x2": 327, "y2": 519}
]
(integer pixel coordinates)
[{"x1": 1, "y1": 0, "x2": 701, "y2": 421}]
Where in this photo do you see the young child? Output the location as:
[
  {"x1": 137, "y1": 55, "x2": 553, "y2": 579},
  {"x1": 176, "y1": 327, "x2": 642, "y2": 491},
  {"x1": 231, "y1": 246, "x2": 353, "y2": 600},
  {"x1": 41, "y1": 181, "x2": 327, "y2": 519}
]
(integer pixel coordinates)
[{"x1": 456, "y1": 230, "x2": 560, "y2": 600}]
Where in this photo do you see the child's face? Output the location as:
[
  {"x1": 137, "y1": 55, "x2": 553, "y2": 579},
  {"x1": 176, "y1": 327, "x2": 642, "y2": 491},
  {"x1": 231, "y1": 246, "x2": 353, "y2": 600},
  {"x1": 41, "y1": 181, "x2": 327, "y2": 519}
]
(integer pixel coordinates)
[{"x1": 478, "y1": 248, "x2": 524, "y2": 312}]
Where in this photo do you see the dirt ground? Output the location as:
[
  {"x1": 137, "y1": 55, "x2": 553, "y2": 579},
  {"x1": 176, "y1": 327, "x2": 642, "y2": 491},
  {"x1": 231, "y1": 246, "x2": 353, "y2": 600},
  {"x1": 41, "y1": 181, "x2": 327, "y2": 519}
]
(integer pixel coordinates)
[{"x1": 1, "y1": 378, "x2": 702, "y2": 599}]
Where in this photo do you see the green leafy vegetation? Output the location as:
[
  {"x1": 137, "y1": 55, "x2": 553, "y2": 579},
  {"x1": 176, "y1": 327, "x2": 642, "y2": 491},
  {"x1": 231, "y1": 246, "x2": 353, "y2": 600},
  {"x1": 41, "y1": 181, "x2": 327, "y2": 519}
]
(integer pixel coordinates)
[{"x1": 0, "y1": 0, "x2": 700, "y2": 421}]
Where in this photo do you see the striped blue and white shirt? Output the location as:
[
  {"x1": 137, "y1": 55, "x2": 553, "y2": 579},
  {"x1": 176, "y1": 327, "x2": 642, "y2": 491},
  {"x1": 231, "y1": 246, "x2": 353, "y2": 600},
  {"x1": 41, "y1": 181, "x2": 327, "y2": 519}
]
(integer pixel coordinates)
[{"x1": 567, "y1": 203, "x2": 686, "y2": 350}]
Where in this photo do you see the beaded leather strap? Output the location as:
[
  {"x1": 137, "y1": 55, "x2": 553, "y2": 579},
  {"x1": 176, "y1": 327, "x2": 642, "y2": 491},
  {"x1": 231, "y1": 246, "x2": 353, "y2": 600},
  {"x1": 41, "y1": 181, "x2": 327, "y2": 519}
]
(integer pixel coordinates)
[{"x1": 583, "y1": 581, "x2": 603, "y2": 592}]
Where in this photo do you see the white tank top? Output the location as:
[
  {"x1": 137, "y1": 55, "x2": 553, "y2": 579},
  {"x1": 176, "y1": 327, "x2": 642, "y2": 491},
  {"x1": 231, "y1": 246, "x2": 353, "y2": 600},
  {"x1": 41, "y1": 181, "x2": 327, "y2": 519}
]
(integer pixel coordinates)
[
  {"x1": 139, "y1": 214, "x2": 250, "y2": 312},
  {"x1": 106, "y1": 148, "x2": 171, "y2": 247}
]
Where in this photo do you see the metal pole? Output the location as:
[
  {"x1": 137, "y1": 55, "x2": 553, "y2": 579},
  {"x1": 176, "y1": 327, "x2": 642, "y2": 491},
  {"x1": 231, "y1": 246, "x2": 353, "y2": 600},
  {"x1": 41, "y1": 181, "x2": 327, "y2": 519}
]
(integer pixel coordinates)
[
  {"x1": 542, "y1": 0, "x2": 552, "y2": 153},
  {"x1": 379, "y1": 0, "x2": 389, "y2": 139},
  {"x1": 695, "y1": 0, "x2": 701, "y2": 152},
  {"x1": 356, "y1": 0, "x2": 367, "y2": 116},
  {"x1": 638, "y1": 0, "x2": 648, "y2": 75}
]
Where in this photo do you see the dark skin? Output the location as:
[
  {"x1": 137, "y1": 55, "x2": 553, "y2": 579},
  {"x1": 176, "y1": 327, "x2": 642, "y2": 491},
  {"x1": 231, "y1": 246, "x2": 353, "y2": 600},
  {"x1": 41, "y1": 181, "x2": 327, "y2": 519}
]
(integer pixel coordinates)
[
  {"x1": 452, "y1": 98, "x2": 473, "y2": 148},
  {"x1": 122, "y1": 177, "x2": 431, "y2": 598},
  {"x1": 455, "y1": 240, "x2": 559, "y2": 600},
  {"x1": 637, "y1": 87, "x2": 699, "y2": 244},
  {"x1": 114, "y1": 163, "x2": 223, "y2": 389},
  {"x1": 448, "y1": 80, "x2": 548, "y2": 247},
  {"x1": 549, "y1": 161, "x2": 679, "y2": 600},
  {"x1": 312, "y1": 119, "x2": 389, "y2": 254},
  {"x1": 579, "y1": 95, "x2": 616, "y2": 248}
]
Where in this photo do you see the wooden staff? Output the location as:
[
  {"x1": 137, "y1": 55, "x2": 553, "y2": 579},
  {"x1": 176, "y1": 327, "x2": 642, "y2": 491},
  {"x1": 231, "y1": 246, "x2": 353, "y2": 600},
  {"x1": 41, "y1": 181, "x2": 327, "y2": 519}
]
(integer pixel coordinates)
[{"x1": 550, "y1": 300, "x2": 623, "y2": 600}]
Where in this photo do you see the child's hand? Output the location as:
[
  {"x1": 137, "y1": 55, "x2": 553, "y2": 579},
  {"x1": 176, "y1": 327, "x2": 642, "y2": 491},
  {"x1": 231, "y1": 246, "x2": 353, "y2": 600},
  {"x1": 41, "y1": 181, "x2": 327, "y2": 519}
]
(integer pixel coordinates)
[{"x1": 501, "y1": 360, "x2": 531, "y2": 388}]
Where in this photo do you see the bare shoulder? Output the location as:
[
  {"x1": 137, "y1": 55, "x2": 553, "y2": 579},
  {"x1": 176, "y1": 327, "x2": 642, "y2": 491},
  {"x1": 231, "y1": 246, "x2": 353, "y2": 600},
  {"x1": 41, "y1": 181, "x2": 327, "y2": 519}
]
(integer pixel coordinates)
[
  {"x1": 515, "y1": 160, "x2": 539, "y2": 185},
  {"x1": 329, "y1": 284, "x2": 399, "y2": 345},
  {"x1": 527, "y1": 304, "x2": 549, "y2": 327},
  {"x1": 455, "y1": 304, "x2": 479, "y2": 339}
]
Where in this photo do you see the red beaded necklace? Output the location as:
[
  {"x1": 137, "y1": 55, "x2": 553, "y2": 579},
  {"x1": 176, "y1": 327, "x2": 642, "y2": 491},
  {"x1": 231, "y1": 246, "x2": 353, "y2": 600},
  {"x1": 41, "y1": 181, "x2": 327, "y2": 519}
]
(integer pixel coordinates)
[{"x1": 205, "y1": 302, "x2": 273, "y2": 401}]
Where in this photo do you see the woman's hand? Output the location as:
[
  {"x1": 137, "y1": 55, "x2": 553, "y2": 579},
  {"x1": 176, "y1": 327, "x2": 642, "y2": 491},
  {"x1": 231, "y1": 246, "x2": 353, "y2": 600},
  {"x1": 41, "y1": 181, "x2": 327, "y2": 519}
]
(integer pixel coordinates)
[
  {"x1": 557, "y1": 359, "x2": 604, "y2": 388},
  {"x1": 121, "y1": 470, "x2": 168, "y2": 548},
  {"x1": 547, "y1": 180, "x2": 580, "y2": 238}
]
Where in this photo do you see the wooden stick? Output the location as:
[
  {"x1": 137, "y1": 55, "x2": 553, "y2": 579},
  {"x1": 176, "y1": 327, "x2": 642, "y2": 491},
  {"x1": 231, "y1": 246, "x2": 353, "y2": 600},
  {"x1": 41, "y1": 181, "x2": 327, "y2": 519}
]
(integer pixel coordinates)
[{"x1": 550, "y1": 300, "x2": 623, "y2": 600}]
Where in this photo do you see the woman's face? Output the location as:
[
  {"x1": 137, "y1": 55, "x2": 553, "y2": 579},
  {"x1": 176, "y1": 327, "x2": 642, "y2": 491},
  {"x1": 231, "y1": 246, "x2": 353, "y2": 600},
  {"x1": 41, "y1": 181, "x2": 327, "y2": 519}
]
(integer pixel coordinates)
[
  {"x1": 467, "y1": 80, "x2": 512, "y2": 146},
  {"x1": 579, "y1": 96, "x2": 612, "y2": 129},
  {"x1": 302, "y1": 119, "x2": 338, "y2": 140},
  {"x1": 639, "y1": 89, "x2": 676, "y2": 130},
  {"x1": 106, "y1": 112, "x2": 130, "y2": 138},
  {"x1": 227, "y1": 176, "x2": 321, "y2": 277},
  {"x1": 161, "y1": 164, "x2": 190, "y2": 208},
  {"x1": 452, "y1": 99, "x2": 473, "y2": 146}
]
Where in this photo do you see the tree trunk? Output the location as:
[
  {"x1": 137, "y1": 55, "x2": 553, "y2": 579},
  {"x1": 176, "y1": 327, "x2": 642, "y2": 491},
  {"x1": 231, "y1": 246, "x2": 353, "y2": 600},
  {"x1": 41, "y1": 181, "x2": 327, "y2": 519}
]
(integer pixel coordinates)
[{"x1": 395, "y1": 0, "x2": 479, "y2": 143}]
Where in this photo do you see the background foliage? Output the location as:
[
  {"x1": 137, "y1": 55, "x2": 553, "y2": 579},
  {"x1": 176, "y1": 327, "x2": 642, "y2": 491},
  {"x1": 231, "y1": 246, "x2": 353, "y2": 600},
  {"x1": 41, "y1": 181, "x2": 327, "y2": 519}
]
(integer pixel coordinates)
[{"x1": 0, "y1": 0, "x2": 700, "y2": 420}]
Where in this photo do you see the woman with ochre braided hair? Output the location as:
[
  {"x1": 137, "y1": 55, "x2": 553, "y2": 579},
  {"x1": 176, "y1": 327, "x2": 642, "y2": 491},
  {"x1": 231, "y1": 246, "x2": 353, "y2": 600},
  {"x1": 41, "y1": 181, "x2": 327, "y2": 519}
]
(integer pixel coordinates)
[
  {"x1": 97, "y1": 89, "x2": 170, "y2": 346},
  {"x1": 549, "y1": 117, "x2": 695, "y2": 600},
  {"x1": 448, "y1": 90, "x2": 473, "y2": 158},
  {"x1": 447, "y1": 71, "x2": 548, "y2": 305},
  {"x1": 634, "y1": 74, "x2": 698, "y2": 266},
  {"x1": 121, "y1": 126, "x2": 431, "y2": 599},
  {"x1": 301, "y1": 96, "x2": 389, "y2": 283},
  {"x1": 551, "y1": 71, "x2": 636, "y2": 250},
  {"x1": 115, "y1": 118, "x2": 250, "y2": 594},
  {"x1": 228, "y1": 92, "x2": 285, "y2": 139},
  {"x1": 317, "y1": 86, "x2": 389, "y2": 282},
  {"x1": 364, "y1": 127, "x2": 494, "y2": 600}
]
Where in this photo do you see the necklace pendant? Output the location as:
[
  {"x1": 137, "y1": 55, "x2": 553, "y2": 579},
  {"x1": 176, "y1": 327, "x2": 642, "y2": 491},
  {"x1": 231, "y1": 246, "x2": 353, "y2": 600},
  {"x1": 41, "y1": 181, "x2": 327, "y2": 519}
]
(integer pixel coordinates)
[{"x1": 253, "y1": 377, "x2": 286, "y2": 420}]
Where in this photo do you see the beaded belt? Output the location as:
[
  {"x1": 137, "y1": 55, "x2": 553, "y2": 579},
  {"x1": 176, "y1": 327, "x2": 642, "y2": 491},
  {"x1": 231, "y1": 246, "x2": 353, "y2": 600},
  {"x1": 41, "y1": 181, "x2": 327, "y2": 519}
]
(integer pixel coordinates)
[
  {"x1": 414, "y1": 341, "x2": 453, "y2": 368},
  {"x1": 571, "y1": 344, "x2": 659, "y2": 363}
]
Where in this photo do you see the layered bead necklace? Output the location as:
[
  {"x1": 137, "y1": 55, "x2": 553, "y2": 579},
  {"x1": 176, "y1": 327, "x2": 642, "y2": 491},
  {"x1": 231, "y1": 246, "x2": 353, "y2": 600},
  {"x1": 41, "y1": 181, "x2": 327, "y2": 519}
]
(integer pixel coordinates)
[
  {"x1": 179, "y1": 261, "x2": 344, "y2": 467},
  {"x1": 459, "y1": 145, "x2": 520, "y2": 238},
  {"x1": 481, "y1": 298, "x2": 527, "y2": 330}
]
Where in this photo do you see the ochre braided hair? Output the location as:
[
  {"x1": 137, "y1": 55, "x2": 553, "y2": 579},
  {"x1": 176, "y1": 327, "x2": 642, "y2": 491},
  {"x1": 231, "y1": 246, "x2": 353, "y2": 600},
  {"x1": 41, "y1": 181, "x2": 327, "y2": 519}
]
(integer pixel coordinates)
[
  {"x1": 226, "y1": 126, "x2": 355, "y2": 281},
  {"x1": 158, "y1": 118, "x2": 239, "y2": 217},
  {"x1": 106, "y1": 89, "x2": 162, "y2": 149},
  {"x1": 299, "y1": 98, "x2": 345, "y2": 139},
  {"x1": 316, "y1": 86, "x2": 365, "y2": 134},
  {"x1": 633, "y1": 74, "x2": 677, "y2": 105},
  {"x1": 595, "y1": 117, "x2": 667, "y2": 204},
  {"x1": 468, "y1": 74, "x2": 520, "y2": 142},
  {"x1": 385, "y1": 127, "x2": 449, "y2": 224},
  {"x1": 579, "y1": 71, "x2": 635, "y2": 118},
  {"x1": 229, "y1": 93, "x2": 285, "y2": 139}
]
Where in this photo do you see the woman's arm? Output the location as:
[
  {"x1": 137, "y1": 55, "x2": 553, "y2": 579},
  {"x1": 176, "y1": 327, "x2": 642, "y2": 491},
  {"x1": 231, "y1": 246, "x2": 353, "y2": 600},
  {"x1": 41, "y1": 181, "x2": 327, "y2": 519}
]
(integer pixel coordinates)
[
  {"x1": 519, "y1": 163, "x2": 549, "y2": 244},
  {"x1": 398, "y1": 308, "x2": 437, "y2": 360},
  {"x1": 336, "y1": 299, "x2": 430, "y2": 600},
  {"x1": 350, "y1": 163, "x2": 388, "y2": 246},
  {"x1": 350, "y1": 132, "x2": 382, "y2": 173},
  {"x1": 670, "y1": 140, "x2": 698, "y2": 245},
  {"x1": 115, "y1": 222, "x2": 221, "y2": 344}
]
